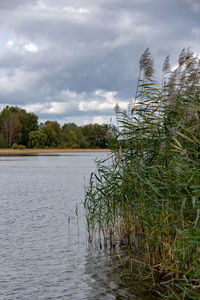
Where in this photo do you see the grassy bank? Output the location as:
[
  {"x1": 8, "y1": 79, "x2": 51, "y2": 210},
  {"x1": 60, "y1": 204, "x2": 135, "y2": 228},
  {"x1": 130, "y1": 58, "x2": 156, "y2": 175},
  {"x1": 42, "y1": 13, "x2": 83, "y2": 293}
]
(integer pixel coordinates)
[
  {"x1": 0, "y1": 148, "x2": 110, "y2": 156},
  {"x1": 84, "y1": 50, "x2": 200, "y2": 298}
]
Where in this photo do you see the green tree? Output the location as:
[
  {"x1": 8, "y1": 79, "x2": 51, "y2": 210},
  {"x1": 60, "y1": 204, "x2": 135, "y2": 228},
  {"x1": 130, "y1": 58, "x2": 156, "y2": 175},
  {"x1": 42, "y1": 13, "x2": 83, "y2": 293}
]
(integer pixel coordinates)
[
  {"x1": 0, "y1": 106, "x2": 11, "y2": 125},
  {"x1": 18, "y1": 109, "x2": 38, "y2": 146},
  {"x1": 0, "y1": 106, "x2": 38, "y2": 147},
  {"x1": 42, "y1": 121, "x2": 61, "y2": 147},
  {"x1": 61, "y1": 123, "x2": 89, "y2": 148},
  {"x1": 81, "y1": 123, "x2": 111, "y2": 148},
  {"x1": 28, "y1": 130, "x2": 47, "y2": 148}
]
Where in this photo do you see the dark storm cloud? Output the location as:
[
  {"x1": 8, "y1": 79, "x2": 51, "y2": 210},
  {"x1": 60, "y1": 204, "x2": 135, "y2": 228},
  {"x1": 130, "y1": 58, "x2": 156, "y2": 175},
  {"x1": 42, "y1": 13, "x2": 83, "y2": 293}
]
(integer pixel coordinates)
[{"x1": 0, "y1": 0, "x2": 199, "y2": 124}]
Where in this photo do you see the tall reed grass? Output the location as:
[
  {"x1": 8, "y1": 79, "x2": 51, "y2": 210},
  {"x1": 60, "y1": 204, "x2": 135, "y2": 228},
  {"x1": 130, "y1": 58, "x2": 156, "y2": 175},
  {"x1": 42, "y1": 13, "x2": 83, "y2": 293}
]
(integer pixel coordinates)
[{"x1": 84, "y1": 49, "x2": 200, "y2": 298}]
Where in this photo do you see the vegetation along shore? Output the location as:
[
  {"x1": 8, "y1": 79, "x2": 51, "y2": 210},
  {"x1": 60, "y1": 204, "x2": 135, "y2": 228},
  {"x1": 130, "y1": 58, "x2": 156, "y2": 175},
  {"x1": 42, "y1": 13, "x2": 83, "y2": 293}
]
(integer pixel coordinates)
[
  {"x1": 85, "y1": 48, "x2": 200, "y2": 298},
  {"x1": 0, "y1": 107, "x2": 115, "y2": 149},
  {"x1": 0, "y1": 148, "x2": 109, "y2": 156}
]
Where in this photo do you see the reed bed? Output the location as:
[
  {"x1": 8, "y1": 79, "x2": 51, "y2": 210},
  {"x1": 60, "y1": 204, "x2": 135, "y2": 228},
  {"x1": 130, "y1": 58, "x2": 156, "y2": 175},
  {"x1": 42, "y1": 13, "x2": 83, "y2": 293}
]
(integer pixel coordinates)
[{"x1": 84, "y1": 49, "x2": 200, "y2": 298}]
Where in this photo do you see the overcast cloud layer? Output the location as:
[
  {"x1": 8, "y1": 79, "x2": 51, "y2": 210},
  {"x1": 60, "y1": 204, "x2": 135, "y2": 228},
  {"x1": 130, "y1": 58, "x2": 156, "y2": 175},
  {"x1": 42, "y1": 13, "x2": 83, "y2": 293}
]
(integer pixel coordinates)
[{"x1": 0, "y1": 0, "x2": 199, "y2": 124}]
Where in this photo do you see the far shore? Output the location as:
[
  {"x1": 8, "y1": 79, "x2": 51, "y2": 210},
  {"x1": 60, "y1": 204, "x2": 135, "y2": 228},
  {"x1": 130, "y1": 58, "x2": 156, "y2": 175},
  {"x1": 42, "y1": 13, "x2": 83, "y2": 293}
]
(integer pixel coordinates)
[{"x1": 0, "y1": 148, "x2": 110, "y2": 156}]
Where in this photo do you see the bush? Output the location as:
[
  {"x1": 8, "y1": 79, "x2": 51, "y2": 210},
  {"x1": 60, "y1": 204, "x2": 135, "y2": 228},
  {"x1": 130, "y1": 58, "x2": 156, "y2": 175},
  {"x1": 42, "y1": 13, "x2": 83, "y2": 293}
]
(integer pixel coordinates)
[
  {"x1": 16, "y1": 144, "x2": 27, "y2": 150},
  {"x1": 11, "y1": 143, "x2": 18, "y2": 149}
]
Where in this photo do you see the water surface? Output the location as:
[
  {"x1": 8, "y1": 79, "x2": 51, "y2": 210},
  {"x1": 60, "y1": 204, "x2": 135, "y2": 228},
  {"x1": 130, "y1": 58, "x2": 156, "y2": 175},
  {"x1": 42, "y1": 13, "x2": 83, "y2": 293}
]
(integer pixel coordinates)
[{"x1": 0, "y1": 153, "x2": 153, "y2": 299}]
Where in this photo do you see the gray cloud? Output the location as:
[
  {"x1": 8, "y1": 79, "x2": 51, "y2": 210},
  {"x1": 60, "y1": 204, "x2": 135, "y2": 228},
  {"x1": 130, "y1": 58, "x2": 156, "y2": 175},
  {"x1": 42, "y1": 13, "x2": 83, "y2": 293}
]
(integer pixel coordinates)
[
  {"x1": 0, "y1": 0, "x2": 199, "y2": 124},
  {"x1": 187, "y1": 0, "x2": 200, "y2": 14}
]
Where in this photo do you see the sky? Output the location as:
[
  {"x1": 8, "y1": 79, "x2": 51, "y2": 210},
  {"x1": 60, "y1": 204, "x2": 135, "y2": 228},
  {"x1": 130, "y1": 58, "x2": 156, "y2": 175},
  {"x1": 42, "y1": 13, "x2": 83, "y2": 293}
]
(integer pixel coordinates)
[{"x1": 0, "y1": 0, "x2": 200, "y2": 125}]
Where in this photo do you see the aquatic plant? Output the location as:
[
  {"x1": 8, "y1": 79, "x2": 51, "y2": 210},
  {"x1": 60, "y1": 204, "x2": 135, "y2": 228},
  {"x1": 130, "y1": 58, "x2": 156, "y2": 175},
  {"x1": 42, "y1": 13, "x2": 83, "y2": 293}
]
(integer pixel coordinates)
[{"x1": 84, "y1": 48, "x2": 200, "y2": 298}]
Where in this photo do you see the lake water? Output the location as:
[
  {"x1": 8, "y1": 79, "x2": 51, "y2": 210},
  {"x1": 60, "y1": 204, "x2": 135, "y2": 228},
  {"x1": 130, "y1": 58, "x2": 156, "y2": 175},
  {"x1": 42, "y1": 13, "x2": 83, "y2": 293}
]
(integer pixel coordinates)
[{"x1": 0, "y1": 153, "x2": 154, "y2": 300}]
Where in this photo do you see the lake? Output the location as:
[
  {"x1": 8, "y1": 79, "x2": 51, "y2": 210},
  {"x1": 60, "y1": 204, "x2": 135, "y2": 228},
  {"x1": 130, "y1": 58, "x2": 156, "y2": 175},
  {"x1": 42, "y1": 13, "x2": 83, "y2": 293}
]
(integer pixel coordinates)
[{"x1": 0, "y1": 153, "x2": 153, "y2": 300}]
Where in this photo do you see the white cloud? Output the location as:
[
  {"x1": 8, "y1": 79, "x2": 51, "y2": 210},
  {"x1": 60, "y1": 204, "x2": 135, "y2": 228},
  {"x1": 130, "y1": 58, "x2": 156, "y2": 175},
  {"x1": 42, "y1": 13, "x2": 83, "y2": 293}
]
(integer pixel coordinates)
[
  {"x1": 79, "y1": 100, "x2": 113, "y2": 111},
  {"x1": 63, "y1": 6, "x2": 90, "y2": 15},
  {"x1": 22, "y1": 101, "x2": 76, "y2": 114},
  {"x1": 79, "y1": 90, "x2": 129, "y2": 112},
  {"x1": 0, "y1": 70, "x2": 43, "y2": 95},
  {"x1": 24, "y1": 42, "x2": 38, "y2": 52},
  {"x1": 57, "y1": 89, "x2": 85, "y2": 102},
  {"x1": 21, "y1": 88, "x2": 129, "y2": 120},
  {"x1": 92, "y1": 116, "x2": 111, "y2": 124},
  {"x1": 6, "y1": 40, "x2": 15, "y2": 47},
  {"x1": 22, "y1": 103, "x2": 44, "y2": 113},
  {"x1": 5, "y1": 38, "x2": 39, "y2": 53}
]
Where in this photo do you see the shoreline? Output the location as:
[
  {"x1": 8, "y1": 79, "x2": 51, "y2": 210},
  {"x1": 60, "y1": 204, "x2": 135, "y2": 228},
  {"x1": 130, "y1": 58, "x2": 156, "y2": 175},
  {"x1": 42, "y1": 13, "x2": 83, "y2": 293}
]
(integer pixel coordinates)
[{"x1": 0, "y1": 148, "x2": 110, "y2": 156}]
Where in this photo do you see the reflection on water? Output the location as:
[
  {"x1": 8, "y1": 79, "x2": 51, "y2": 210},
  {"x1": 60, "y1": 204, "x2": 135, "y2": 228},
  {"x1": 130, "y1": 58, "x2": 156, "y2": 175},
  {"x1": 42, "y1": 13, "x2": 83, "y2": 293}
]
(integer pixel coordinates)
[
  {"x1": 0, "y1": 153, "x2": 156, "y2": 299},
  {"x1": 85, "y1": 248, "x2": 130, "y2": 300},
  {"x1": 84, "y1": 246, "x2": 159, "y2": 300}
]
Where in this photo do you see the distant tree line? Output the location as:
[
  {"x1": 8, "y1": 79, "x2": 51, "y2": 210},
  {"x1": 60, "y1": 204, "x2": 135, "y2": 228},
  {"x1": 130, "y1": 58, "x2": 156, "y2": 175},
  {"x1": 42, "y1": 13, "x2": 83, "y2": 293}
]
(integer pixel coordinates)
[{"x1": 0, "y1": 106, "x2": 115, "y2": 149}]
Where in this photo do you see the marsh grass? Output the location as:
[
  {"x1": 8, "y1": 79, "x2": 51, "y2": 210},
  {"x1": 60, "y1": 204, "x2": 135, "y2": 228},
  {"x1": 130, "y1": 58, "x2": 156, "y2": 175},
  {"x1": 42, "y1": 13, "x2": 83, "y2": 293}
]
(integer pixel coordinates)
[{"x1": 84, "y1": 50, "x2": 200, "y2": 298}]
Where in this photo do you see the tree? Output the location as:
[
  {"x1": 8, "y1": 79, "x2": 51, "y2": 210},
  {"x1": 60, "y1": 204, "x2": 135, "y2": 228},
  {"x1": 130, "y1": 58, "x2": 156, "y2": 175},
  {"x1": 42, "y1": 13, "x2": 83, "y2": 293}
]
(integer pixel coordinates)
[
  {"x1": 61, "y1": 123, "x2": 88, "y2": 148},
  {"x1": 1, "y1": 113, "x2": 22, "y2": 146},
  {"x1": 42, "y1": 121, "x2": 61, "y2": 147},
  {"x1": 28, "y1": 130, "x2": 47, "y2": 148},
  {"x1": 0, "y1": 106, "x2": 39, "y2": 147},
  {"x1": 0, "y1": 134, "x2": 7, "y2": 148},
  {"x1": 81, "y1": 123, "x2": 111, "y2": 148},
  {"x1": 18, "y1": 109, "x2": 38, "y2": 146}
]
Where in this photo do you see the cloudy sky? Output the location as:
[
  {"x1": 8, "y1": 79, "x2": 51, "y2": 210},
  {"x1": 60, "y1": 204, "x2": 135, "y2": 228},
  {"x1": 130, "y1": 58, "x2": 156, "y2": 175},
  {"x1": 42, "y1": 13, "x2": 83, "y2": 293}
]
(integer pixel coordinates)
[{"x1": 0, "y1": 0, "x2": 199, "y2": 125}]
